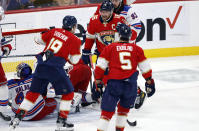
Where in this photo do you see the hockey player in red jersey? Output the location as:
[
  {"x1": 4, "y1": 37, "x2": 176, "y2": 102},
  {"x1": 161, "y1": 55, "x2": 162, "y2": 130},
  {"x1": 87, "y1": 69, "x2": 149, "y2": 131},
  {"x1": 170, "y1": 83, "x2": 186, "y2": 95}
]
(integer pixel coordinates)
[
  {"x1": 67, "y1": 60, "x2": 93, "y2": 107},
  {"x1": 95, "y1": 23, "x2": 155, "y2": 131},
  {"x1": 82, "y1": 0, "x2": 127, "y2": 64},
  {"x1": 0, "y1": 6, "x2": 12, "y2": 121},
  {"x1": 95, "y1": 0, "x2": 146, "y2": 109},
  {"x1": 94, "y1": 0, "x2": 141, "y2": 43},
  {"x1": 10, "y1": 15, "x2": 81, "y2": 131},
  {"x1": 8, "y1": 62, "x2": 57, "y2": 121}
]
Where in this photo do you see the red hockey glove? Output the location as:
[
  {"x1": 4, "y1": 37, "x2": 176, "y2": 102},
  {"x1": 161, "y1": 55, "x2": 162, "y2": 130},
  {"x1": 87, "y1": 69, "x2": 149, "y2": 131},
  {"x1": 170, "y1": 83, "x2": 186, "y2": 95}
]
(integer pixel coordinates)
[{"x1": 2, "y1": 44, "x2": 12, "y2": 56}]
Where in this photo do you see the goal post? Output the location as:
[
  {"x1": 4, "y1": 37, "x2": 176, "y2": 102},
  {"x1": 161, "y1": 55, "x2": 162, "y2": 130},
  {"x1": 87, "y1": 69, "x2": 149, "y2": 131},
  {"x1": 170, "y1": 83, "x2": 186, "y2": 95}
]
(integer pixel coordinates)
[{"x1": 1, "y1": 28, "x2": 48, "y2": 76}]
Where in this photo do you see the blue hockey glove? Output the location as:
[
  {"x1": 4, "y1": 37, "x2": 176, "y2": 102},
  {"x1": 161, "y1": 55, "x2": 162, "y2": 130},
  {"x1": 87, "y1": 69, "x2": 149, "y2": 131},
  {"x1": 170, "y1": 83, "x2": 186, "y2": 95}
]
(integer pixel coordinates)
[
  {"x1": 82, "y1": 49, "x2": 91, "y2": 64},
  {"x1": 91, "y1": 81, "x2": 104, "y2": 102},
  {"x1": 145, "y1": 78, "x2": 155, "y2": 97},
  {"x1": 91, "y1": 82, "x2": 101, "y2": 102}
]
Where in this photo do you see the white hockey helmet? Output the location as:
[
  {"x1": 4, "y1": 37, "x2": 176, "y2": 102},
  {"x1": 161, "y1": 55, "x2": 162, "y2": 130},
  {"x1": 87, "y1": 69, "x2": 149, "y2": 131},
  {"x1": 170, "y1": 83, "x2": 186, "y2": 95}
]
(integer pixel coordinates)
[{"x1": 0, "y1": 6, "x2": 5, "y2": 21}]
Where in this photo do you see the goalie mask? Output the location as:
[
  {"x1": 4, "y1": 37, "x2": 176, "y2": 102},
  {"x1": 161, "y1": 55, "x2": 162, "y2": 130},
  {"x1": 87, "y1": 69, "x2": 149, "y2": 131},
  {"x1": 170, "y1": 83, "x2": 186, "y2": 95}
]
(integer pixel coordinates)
[{"x1": 16, "y1": 62, "x2": 32, "y2": 79}]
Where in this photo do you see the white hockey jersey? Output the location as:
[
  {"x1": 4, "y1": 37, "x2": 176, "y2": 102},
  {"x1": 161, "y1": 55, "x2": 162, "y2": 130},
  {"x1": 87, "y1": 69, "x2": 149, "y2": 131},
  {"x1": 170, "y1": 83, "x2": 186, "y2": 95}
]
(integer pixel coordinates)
[
  {"x1": 119, "y1": 5, "x2": 142, "y2": 35},
  {"x1": 8, "y1": 75, "x2": 45, "y2": 120}
]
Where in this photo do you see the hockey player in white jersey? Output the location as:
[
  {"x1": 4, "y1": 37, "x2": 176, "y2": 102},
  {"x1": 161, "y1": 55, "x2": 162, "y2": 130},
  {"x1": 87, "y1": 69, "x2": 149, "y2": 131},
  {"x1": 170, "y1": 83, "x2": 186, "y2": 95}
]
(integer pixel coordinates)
[
  {"x1": 0, "y1": 6, "x2": 12, "y2": 121},
  {"x1": 8, "y1": 62, "x2": 57, "y2": 121},
  {"x1": 94, "y1": 0, "x2": 146, "y2": 109}
]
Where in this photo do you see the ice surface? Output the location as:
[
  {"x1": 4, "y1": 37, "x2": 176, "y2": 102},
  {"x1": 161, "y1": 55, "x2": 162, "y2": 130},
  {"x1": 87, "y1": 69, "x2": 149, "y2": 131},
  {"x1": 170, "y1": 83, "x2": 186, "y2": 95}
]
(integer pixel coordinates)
[{"x1": 1, "y1": 55, "x2": 199, "y2": 131}]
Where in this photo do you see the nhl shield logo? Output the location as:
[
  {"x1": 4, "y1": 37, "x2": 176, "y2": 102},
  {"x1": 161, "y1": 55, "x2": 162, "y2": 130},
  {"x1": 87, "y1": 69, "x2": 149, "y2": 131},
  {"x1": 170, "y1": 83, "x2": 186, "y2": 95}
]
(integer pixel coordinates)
[{"x1": 99, "y1": 30, "x2": 115, "y2": 45}]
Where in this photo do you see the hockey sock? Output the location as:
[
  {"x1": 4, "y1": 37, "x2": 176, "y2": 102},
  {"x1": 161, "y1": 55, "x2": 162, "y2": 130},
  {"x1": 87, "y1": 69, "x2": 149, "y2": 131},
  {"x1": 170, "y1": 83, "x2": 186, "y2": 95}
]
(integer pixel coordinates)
[
  {"x1": 59, "y1": 92, "x2": 74, "y2": 118},
  {"x1": 19, "y1": 91, "x2": 40, "y2": 112},
  {"x1": 116, "y1": 103, "x2": 130, "y2": 131},
  {"x1": 0, "y1": 84, "x2": 9, "y2": 112},
  {"x1": 97, "y1": 110, "x2": 114, "y2": 131}
]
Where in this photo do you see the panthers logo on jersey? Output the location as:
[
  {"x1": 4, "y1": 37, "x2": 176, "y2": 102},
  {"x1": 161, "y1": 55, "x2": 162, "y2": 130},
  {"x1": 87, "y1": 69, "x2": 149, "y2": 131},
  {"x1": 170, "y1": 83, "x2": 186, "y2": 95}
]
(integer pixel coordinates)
[{"x1": 99, "y1": 30, "x2": 115, "y2": 46}]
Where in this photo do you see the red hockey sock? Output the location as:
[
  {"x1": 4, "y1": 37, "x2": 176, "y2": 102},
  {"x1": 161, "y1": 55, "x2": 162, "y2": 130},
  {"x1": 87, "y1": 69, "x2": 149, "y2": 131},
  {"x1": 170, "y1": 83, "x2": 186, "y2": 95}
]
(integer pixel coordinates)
[
  {"x1": 19, "y1": 91, "x2": 40, "y2": 112},
  {"x1": 59, "y1": 92, "x2": 74, "y2": 118},
  {"x1": 116, "y1": 103, "x2": 130, "y2": 131},
  {"x1": 97, "y1": 110, "x2": 114, "y2": 131},
  {"x1": 25, "y1": 92, "x2": 40, "y2": 103},
  {"x1": 116, "y1": 127, "x2": 124, "y2": 131}
]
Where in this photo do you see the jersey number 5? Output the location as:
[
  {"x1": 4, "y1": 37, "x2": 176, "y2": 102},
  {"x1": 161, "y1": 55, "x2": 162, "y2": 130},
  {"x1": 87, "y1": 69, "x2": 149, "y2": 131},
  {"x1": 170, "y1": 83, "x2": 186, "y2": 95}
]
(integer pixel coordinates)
[
  {"x1": 119, "y1": 52, "x2": 132, "y2": 70},
  {"x1": 45, "y1": 37, "x2": 64, "y2": 53}
]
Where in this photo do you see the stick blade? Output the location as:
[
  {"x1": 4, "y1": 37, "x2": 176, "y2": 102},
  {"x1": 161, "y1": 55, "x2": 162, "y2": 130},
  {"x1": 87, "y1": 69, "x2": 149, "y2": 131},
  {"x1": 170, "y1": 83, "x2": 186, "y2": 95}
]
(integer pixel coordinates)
[{"x1": 127, "y1": 119, "x2": 137, "y2": 127}]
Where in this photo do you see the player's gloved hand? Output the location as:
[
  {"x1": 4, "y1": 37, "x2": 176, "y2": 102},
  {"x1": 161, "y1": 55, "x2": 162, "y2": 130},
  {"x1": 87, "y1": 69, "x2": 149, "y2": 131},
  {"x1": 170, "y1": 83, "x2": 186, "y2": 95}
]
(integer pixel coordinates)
[
  {"x1": 82, "y1": 49, "x2": 91, "y2": 64},
  {"x1": 145, "y1": 78, "x2": 155, "y2": 97},
  {"x1": 91, "y1": 80, "x2": 104, "y2": 102},
  {"x1": 96, "y1": 83, "x2": 104, "y2": 97},
  {"x1": 1, "y1": 37, "x2": 12, "y2": 56},
  {"x1": 94, "y1": 48, "x2": 100, "y2": 57},
  {"x1": 2, "y1": 44, "x2": 12, "y2": 56},
  {"x1": 65, "y1": 65, "x2": 73, "y2": 74}
]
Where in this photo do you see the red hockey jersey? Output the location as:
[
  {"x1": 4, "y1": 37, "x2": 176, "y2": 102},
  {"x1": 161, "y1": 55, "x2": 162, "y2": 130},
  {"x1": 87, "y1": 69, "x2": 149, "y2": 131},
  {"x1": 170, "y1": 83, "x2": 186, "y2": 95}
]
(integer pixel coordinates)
[
  {"x1": 95, "y1": 42, "x2": 152, "y2": 80},
  {"x1": 84, "y1": 13, "x2": 126, "y2": 53},
  {"x1": 35, "y1": 28, "x2": 81, "y2": 64}
]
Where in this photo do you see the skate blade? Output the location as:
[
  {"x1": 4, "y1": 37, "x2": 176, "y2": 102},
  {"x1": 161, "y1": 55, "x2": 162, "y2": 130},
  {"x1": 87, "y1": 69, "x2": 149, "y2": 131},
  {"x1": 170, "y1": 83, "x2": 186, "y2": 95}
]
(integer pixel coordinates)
[
  {"x1": 9, "y1": 126, "x2": 16, "y2": 131},
  {"x1": 55, "y1": 127, "x2": 74, "y2": 131}
]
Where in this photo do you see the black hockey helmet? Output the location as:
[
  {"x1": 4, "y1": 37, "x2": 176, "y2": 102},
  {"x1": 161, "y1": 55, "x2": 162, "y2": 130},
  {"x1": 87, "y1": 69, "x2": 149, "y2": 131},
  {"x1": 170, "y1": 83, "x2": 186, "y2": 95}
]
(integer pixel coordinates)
[
  {"x1": 16, "y1": 62, "x2": 32, "y2": 78},
  {"x1": 116, "y1": 23, "x2": 132, "y2": 39},
  {"x1": 62, "y1": 15, "x2": 77, "y2": 30},
  {"x1": 100, "y1": 0, "x2": 114, "y2": 12}
]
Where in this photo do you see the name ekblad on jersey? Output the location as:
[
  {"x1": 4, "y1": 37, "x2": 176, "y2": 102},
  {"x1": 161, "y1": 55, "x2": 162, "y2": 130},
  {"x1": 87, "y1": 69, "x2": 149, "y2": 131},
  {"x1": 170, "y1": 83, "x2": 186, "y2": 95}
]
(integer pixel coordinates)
[
  {"x1": 116, "y1": 45, "x2": 133, "y2": 51},
  {"x1": 15, "y1": 83, "x2": 31, "y2": 94},
  {"x1": 99, "y1": 30, "x2": 115, "y2": 45}
]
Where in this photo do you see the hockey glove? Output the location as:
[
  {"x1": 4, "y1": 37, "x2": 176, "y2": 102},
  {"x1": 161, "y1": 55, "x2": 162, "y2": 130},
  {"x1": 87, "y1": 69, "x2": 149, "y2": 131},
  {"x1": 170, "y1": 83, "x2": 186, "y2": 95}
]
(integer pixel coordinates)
[
  {"x1": 145, "y1": 78, "x2": 155, "y2": 97},
  {"x1": 91, "y1": 80, "x2": 104, "y2": 102},
  {"x1": 82, "y1": 49, "x2": 91, "y2": 64},
  {"x1": 96, "y1": 83, "x2": 104, "y2": 97},
  {"x1": 94, "y1": 48, "x2": 100, "y2": 57},
  {"x1": 2, "y1": 44, "x2": 12, "y2": 56}
]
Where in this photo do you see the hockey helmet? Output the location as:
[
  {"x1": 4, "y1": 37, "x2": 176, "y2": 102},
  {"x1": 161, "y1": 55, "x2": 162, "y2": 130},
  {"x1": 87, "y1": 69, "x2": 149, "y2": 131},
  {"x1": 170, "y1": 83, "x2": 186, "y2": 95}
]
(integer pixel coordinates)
[
  {"x1": 62, "y1": 15, "x2": 77, "y2": 30},
  {"x1": 100, "y1": 0, "x2": 114, "y2": 12},
  {"x1": 16, "y1": 62, "x2": 32, "y2": 78},
  {"x1": 116, "y1": 23, "x2": 132, "y2": 39}
]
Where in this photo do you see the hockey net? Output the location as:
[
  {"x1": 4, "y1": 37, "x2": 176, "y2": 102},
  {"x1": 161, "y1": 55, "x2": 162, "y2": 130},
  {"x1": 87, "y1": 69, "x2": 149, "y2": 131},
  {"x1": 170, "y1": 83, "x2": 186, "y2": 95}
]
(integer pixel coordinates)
[{"x1": 1, "y1": 28, "x2": 48, "y2": 78}]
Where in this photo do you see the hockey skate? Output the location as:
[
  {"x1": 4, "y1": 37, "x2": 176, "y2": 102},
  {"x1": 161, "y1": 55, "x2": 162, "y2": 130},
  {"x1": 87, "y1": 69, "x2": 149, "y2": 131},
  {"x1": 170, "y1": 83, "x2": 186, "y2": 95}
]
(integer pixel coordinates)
[
  {"x1": 9, "y1": 110, "x2": 25, "y2": 130},
  {"x1": 0, "y1": 112, "x2": 11, "y2": 121},
  {"x1": 134, "y1": 88, "x2": 146, "y2": 109},
  {"x1": 55, "y1": 116, "x2": 74, "y2": 131}
]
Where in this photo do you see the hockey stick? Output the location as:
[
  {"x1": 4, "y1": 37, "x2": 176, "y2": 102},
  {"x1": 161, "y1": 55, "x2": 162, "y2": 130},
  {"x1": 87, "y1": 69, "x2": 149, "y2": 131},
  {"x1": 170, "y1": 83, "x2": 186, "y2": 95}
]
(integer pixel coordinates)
[
  {"x1": 88, "y1": 55, "x2": 95, "y2": 92},
  {"x1": 89, "y1": 55, "x2": 104, "y2": 96},
  {"x1": 127, "y1": 119, "x2": 137, "y2": 127},
  {"x1": 1, "y1": 54, "x2": 37, "y2": 58}
]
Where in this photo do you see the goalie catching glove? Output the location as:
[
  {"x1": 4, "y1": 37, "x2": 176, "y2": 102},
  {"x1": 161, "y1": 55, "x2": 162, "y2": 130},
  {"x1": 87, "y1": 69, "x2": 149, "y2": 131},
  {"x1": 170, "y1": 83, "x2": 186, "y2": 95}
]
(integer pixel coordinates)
[{"x1": 145, "y1": 78, "x2": 155, "y2": 97}]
